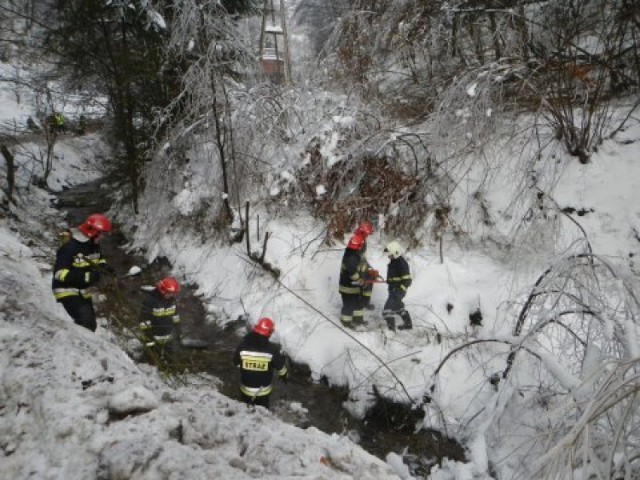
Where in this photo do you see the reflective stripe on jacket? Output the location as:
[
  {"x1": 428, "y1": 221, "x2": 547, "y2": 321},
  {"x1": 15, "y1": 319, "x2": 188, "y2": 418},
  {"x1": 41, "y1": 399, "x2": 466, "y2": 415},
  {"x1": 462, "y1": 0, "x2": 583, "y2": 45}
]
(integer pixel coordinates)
[
  {"x1": 53, "y1": 287, "x2": 92, "y2": 300},
  {"x1": 240, "y1": 384, "x2": 273, "y2": 397}
]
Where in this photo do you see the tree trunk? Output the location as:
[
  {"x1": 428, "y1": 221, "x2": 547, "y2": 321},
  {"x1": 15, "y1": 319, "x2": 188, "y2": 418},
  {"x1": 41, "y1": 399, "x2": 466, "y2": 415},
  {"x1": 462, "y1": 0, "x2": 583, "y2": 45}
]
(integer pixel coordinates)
[
  {"x1": 516, "y1": 4, "x2": 529, "y2": 62},
  {"x1": 489, "y1": 12, "x2": 502, "y2": 61},
  {"x1": 1, "y1": 144, "x2": 16, "y2": 204},
  {"x1": 211, "y1": 75, "x2": 233, "y2": 223}
]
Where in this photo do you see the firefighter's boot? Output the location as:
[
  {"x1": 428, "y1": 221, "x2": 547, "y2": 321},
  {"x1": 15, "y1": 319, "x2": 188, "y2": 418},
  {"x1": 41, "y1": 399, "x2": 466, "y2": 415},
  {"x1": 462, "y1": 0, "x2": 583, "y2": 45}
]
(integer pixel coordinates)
[
  {"x1": 397, "y1": 311, "x2": 413, "y2": 330},
  {"x1": 384, "y1": 315, "x2": 396, "y2": 332}
]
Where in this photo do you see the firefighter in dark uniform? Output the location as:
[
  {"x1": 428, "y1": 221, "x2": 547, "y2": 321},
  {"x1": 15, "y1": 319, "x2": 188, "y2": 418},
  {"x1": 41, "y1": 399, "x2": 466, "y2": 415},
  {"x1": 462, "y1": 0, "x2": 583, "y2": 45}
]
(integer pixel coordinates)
[
  {"x1": 233, "y1": 317, "x2": 288, "y2": 409},
  {"x1": 382, "y1": 241, "x2": 413, "y2": 331},
  {"x1": 354, "y1": 220, "x2": 377, "y2": 310},
  {"x1": 52, "y1": 213, "x2": 112, "y2": 332},
  {"x1": 139, "y1": 277, "x2": 182, "y2": 358},
  {"x1": 339, "y1": 234, "x2": 367, "y2": 328}
]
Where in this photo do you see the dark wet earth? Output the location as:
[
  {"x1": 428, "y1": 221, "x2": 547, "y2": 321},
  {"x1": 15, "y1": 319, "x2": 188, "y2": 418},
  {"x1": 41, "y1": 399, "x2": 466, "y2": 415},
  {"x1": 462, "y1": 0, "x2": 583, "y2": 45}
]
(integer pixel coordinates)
[{"x1": 54, "y1": 179, "x2": 465, "y2": 477}]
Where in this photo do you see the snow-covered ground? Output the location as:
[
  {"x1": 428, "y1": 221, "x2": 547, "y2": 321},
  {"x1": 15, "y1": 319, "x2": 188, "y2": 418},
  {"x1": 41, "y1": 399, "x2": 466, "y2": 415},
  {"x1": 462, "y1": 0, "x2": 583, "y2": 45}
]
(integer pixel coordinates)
[{"x1": 2, "y1": 49, "x2": 640, "y2": 479}]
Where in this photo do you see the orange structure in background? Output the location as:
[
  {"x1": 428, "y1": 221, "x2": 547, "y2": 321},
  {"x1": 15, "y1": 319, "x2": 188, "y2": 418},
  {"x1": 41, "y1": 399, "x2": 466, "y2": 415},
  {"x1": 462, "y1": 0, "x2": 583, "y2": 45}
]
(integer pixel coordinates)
[{"x1": 259, "y1": 0, "x2": 291, "y2": 84}]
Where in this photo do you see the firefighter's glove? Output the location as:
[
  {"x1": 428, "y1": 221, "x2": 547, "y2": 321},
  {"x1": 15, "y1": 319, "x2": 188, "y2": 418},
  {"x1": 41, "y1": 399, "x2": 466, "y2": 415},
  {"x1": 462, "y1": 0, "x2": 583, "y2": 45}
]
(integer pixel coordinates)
[
  {"x1": 84, "y1": 270, "x2": 100, "y2": 286},
  {"x1": 280, "y1": 371, "x2": 289, "y2": 384}
]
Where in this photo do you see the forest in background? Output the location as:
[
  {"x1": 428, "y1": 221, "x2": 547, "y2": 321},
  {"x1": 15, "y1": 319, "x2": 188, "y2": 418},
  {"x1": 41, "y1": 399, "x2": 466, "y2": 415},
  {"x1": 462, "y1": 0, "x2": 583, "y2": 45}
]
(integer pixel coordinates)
[{"x1": 2, "y1": 0, "x2": 638, "y2": 243}]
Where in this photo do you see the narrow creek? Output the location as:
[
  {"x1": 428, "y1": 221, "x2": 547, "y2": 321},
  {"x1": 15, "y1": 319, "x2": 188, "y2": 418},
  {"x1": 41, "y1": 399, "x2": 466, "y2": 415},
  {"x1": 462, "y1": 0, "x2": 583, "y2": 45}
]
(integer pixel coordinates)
[{"x1": 54, "y1": 179, "x2": 465, "y2": 476}]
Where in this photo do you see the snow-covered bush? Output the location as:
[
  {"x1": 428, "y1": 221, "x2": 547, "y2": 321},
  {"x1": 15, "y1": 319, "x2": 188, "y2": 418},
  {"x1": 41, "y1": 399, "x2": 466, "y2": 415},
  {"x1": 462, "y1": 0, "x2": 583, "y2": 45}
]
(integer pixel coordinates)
[{"x1": 427, "y1": 249, "x2": 640, "y2": 479}]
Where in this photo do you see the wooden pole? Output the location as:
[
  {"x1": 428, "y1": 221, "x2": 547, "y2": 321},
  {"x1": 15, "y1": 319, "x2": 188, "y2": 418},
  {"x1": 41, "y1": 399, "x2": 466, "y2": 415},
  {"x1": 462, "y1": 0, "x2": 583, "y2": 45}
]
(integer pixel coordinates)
[{"x1": 279, "y1": 0, "x2": 292, "y2": 84}]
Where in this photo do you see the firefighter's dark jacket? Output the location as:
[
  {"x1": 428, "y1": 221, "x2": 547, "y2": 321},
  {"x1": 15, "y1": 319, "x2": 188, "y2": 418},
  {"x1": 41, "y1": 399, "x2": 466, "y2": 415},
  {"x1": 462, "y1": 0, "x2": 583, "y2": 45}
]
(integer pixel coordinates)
[
  {"x1": 139, "y1": 288, "x2": 181, "y2": 338},
  {"x1": 52, "y1": 229, "x2": 108, "y2": 300},
  {"x1": 233, "y1": 332, "x2": 287, "y2": 397},
  {"x1": 339, "y1": 248, "x2": 363, "y2": 295},
  {"x1": 387, "y1": 256, "x2": 412, "y2": 293}
]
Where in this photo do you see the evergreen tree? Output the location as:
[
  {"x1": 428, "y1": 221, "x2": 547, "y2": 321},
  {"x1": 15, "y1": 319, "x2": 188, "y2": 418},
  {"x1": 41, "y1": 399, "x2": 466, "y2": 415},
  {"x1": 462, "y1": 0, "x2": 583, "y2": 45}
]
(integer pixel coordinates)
[{"x1": 45, "y1": 0, "x2": 170, "y2": 212}]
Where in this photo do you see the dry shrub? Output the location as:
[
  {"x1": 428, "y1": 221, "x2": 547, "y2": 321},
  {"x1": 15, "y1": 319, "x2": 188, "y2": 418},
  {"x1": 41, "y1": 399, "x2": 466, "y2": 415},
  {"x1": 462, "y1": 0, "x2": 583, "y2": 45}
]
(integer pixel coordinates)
[
  {"x1": 332, "y1": 12, "x2": 375, "y2": 87},
  {"x1": 291, "y1": 138, "x2": 428, "y2": 241}
]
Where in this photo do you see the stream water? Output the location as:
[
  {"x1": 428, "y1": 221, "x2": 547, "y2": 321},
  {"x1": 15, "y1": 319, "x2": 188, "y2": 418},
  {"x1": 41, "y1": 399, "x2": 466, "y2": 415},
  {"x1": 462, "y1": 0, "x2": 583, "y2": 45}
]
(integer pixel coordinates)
[{"x1": 53, "y1": 179, "x2": 465, "y2": 477}]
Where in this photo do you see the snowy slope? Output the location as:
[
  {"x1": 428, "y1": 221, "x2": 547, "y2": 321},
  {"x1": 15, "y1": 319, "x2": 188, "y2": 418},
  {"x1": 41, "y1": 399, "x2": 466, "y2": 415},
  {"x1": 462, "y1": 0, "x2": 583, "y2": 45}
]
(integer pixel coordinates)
[{"x1": 0, "y1": 150, "x2": 409, "y2": 480}]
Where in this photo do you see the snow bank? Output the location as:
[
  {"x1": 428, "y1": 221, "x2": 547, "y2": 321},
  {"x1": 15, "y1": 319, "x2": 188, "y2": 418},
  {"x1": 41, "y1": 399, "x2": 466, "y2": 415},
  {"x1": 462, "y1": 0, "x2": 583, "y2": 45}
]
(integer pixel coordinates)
[{"x1": 0, "y1": 205, "x2": 400, "y2": 480}]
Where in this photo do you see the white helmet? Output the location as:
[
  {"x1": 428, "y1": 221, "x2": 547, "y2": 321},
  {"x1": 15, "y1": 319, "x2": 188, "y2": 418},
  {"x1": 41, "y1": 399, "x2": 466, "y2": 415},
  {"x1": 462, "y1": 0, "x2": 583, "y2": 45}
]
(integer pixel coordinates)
[{"x1": 384, "y1": 241, "x2": 403, "y2": 257}]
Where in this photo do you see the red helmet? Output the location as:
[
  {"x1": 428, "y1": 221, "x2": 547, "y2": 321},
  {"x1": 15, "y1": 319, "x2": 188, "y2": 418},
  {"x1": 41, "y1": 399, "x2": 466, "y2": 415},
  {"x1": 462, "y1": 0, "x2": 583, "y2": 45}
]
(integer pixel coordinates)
[
  {"x1": 78, "y1": 213, "x2": 112, "y2": 238},
  {"x1": 253, "y1": 317, "x2": 275, "y2": 337},
  {"x1": 355, "y1": 220, "x2": 374, "y2": 237},
  {"x1": 157, "y1": 277, "x2": 180, "y2": 296},
  {"x1": 347, "y1": 234, "x2": 365, "y2": 251}
]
